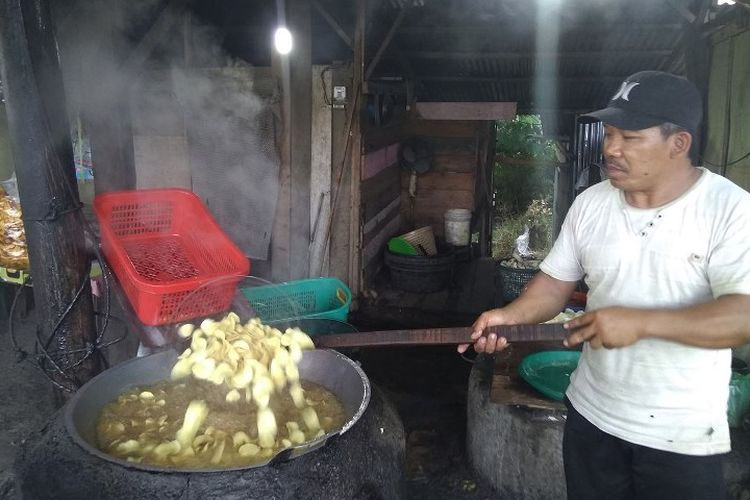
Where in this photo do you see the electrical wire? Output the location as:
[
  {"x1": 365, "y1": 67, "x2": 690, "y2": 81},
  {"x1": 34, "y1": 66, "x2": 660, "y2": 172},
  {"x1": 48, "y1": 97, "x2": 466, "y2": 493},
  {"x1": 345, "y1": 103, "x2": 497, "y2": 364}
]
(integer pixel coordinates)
[
  {"x1": 320, "y1": 65, "x2": 333, "y2": 106},
  {"x1": 8, "y1": 211, "x2": 127, "y2": 392}
]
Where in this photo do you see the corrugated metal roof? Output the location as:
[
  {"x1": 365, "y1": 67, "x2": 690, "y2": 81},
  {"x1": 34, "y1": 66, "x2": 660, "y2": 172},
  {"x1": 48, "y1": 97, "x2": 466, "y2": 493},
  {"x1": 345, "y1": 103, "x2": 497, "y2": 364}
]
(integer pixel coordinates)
[
  {"x1": 184, "y1": 0, "x2": 732, "y2": 134},
  {"x1": 356, "y1": 0, "x2": 705, "y2": 134}
]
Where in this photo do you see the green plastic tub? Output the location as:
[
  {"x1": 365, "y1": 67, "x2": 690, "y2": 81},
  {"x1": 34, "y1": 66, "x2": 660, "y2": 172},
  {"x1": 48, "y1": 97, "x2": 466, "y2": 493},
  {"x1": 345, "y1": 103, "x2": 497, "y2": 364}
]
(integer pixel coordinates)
[
  {"x1": 518, "y1": 351, "x2": 581, "y2": 401},
  {"x1": 240, "y1": 277, "x2": 351, "y2": 323}
]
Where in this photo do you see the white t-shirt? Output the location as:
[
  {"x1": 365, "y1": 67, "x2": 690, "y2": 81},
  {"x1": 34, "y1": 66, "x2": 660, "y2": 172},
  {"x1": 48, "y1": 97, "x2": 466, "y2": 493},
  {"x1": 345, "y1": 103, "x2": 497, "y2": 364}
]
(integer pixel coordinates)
[{"x1": 540, "y1": 167, "x2": 750, "y2": 455}]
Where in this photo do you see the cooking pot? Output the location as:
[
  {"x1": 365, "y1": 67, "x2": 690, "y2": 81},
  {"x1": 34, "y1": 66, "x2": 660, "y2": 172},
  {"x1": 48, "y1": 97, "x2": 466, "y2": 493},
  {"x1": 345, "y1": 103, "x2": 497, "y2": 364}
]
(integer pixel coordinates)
[{"x1": 64, "y1": 348, "x2": 370, "y2": 472}]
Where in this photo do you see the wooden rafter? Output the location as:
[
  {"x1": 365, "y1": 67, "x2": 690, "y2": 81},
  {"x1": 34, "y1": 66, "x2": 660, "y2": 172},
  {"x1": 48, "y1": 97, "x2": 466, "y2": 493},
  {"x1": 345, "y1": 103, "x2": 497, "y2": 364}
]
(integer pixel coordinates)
[
  {"x1": 122, "y1": 0, "x2": 186, "y2": 76},
  {"x1": 419, "y1": 75, "x2": 627, "y2": 84},
  {"x1": 365, "y1": 6, "x2": 408, "y2": 80},
  {"x1": 397, "y1": 24, "x2": 683, "y2": 36},
  {"x1": 312, "y1": 0, "x2": 352, "y2": 48},
  {"x1": 401, "y1": 49, "x2": 674, "y2": 60},
  {"x1": 390, "y1": 40, "x2": 415, "y2": 80},
  {"x1": 665, "y1": 0, "x2": 697, "y2": 23}
]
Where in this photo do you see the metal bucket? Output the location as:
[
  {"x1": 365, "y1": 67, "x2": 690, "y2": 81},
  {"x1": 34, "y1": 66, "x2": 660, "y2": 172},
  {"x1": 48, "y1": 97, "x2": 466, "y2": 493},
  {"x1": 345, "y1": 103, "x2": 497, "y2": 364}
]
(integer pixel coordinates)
[{"x1": 63, "y1": 348, "x2": 370, "y2": 473}]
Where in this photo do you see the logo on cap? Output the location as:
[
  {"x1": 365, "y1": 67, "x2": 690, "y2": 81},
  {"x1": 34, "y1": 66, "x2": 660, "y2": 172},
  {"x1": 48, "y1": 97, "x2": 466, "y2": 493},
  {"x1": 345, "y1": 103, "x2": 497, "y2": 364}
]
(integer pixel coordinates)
[{"x1": 612, "y1": 81, "x2": 640, "y2": 102}]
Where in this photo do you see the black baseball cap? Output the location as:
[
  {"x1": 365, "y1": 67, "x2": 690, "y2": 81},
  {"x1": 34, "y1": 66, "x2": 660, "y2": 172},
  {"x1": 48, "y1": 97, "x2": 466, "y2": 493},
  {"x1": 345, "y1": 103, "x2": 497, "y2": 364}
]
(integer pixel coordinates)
[{"x1": 581, "y1": 71, "x2": 702, "y2": 134}]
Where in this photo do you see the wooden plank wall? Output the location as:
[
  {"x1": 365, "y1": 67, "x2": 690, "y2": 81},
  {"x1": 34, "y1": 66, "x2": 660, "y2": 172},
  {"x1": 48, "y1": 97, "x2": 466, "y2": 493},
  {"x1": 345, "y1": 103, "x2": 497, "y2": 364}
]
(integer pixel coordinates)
[
  {"x1": 399, "y1": 117, "x2": 480, "y2": 238},
  {"x1": 360, "y1": 138, "x2": 402, "y2": 284}
]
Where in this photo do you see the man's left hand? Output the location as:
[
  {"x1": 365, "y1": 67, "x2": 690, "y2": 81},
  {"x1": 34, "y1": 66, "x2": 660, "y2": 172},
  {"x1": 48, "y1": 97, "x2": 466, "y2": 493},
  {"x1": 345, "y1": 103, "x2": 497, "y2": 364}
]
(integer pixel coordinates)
[{"x1": 563, "y1": 307, "x2": 645, "y2": 349}]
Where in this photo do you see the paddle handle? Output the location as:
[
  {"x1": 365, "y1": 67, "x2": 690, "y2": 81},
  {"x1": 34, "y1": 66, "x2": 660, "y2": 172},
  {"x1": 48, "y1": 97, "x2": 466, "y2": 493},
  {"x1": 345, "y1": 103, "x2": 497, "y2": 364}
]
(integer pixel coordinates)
[{"x1": 313, "y1": 323, "x2": 568, "y2": 349}]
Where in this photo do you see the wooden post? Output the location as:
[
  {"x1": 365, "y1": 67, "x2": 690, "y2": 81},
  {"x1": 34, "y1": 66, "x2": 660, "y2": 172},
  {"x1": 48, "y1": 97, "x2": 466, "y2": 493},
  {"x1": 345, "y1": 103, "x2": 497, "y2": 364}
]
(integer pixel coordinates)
[
  {"x1": 478, "y1": 121, "x2": 495, "y2": 257},
  {"x1": 328, "y1": 64, "x2": 354, "y2": 284},
  {"x1": 553, "y1": 162, "x2": 573, "y2": 239},
  {"x1": 0, "y1": 0, "x2": 101, "y2": 401},
  {"x1": 348, "y1": 0, "x2": 366, "y2": 301},
  {"x1": 271, "y1": 49, "x2": 292, "y2": 282},
  {"x1": 288, "y1": 0, "x2": 312, "y2": 280},
  {"x1": 270, "y1": 0, "x2": 313, "y2": 282}
]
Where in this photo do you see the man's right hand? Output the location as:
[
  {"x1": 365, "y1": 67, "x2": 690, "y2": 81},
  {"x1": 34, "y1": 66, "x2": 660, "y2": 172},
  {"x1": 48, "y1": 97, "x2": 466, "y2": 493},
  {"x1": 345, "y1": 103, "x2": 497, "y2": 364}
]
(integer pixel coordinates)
[
  {"x1": 457, "y1": 272, "x2": 576, "y2": 354},
  {"x1": 457, "y1": 309, "x2": 512, "y2": 354}
]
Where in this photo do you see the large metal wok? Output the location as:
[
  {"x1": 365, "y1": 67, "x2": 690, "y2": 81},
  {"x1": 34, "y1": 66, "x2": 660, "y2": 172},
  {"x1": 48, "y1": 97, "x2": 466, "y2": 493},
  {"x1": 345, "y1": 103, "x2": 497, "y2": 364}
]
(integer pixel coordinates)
[{"x1": 64, "y1": 348, "x2": 370, "y2": 473}]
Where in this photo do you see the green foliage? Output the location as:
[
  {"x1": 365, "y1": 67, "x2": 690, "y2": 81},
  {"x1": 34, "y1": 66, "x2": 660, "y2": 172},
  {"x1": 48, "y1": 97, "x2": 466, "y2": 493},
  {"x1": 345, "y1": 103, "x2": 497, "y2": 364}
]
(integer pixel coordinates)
[
  {"x1": 491, "y1": 115, "x2": 556, "y2": 260},
  {"x1": 525, "y1": 198, "x2": 553, "y2": 254},
  {"x1": 493, "y1": 163, "x2": 554, "y2": 218},
  {"x1": 492, "y1": 214, "x2": 528, "y2": 260},
  {"x1": 495, "y1": 115, "x2": 556, "y2": 160},
  {"x1": 492, "y1": 198, "x2": 553, "y2": 260}
]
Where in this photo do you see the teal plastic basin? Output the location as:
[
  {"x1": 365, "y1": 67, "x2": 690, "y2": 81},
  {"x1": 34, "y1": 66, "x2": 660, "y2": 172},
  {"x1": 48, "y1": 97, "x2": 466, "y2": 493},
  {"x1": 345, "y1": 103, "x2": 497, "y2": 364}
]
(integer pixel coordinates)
[{"x1": 518, "y1": 351, "x2": 581, "y2": 401}]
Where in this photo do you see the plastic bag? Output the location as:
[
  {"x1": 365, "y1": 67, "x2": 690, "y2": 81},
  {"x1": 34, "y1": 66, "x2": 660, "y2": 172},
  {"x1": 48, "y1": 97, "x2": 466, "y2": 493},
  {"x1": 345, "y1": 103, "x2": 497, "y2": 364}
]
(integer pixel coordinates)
[
  {"x1": 727, "y1": 372, "x2": 750, "y2": 428},
  {"x1": 515, "y1": 225, "x2": 531, "y2": 258}
]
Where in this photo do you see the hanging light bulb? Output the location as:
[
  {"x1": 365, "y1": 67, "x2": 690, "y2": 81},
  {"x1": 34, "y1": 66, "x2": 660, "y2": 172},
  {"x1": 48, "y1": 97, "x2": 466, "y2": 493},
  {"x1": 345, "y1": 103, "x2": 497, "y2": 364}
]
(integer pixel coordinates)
[{"x1": 274, "y1": 27, "x2": 293, "y2": 55}]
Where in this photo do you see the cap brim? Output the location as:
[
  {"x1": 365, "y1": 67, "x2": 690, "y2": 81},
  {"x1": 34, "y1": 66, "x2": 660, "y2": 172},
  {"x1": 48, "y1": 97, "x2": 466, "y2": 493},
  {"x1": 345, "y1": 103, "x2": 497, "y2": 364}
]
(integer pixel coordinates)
[{"x1": 580, "y1": 106, "x2": 664, "y2": 131}]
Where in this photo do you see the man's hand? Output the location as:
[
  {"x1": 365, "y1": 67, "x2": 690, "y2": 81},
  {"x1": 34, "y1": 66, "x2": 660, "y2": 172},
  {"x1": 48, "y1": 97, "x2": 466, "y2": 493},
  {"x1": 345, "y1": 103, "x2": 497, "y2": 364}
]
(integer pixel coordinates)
[
  {"x1": 457, "y1": 309, "x2": 512, "y2": 354},
  {"x1": 563, "y1": 307, "x2": 645, "y2": 349}
]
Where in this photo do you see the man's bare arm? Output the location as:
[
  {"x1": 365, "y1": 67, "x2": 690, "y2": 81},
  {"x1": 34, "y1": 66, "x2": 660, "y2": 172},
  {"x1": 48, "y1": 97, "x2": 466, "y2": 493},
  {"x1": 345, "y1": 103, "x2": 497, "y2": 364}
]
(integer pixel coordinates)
[
  {"x1": 458, "y1": 271, "x2": 578, "y2": 354},
  {"x1": 564, "y1": 294, "x2": 750, "y2": 349}
]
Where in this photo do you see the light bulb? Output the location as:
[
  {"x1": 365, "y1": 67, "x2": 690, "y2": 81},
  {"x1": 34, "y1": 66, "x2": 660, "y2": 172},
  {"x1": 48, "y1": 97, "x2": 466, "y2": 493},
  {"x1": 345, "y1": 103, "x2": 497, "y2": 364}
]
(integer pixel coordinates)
[{"x1": 274, "y1": 27, "x2": 293, "y2": 55}]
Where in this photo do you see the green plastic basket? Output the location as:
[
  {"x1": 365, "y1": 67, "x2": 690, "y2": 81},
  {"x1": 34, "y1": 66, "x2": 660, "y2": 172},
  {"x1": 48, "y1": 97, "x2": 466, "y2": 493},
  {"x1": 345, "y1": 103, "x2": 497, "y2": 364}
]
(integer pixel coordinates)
[{"x1": 240, "y1": 277, "x2": 351, "y2": 323}]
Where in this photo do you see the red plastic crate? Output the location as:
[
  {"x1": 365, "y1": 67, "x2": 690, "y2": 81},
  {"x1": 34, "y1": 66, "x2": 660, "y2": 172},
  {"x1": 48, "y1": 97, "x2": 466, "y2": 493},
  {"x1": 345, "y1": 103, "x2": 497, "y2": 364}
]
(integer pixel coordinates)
[{"x1": 94, "y1": 189, "x2": 250, "y2": 326}]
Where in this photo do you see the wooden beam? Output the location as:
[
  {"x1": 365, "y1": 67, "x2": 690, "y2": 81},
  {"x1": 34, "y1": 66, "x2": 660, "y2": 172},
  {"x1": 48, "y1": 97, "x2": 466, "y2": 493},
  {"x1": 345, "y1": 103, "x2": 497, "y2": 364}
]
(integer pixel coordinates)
[
  {"x1": 553, "y1": 162, "x2": 574, "y2": 240},
  {"x1": 309, "y1": 65, "x2": 333, "y2": 277},
  {"x1": 390, "y1": 40, "x2": 416, "y2": 80},
  {"x1": 700, "y1": 4, "x2": 748, "y2": 37},
  {"x1": 122, "y1": 0, "x2": 185, "y2": 77},
  {"x1": 419, "y1": 75, "x2": 626, "y2": 84},
  {"x1": 289, "y1": 0, "x2": 313, "y2": 280},
  {"x1": 349, "y1": 0, "x2": 365, "y2": 300},
  {"x1": 694, "y1": 0, "x2": 713, "y2": 25},
  {"x1": 327, "y1": 64, "x2": 355, "y2": 285},
  {"x1": 365, "y1": 6, "x2": 408, "y2": 80},
  {"x1": 477, "y1": 121, "x2": 494, "y2": 257},
  {"x1": 495, "y1": 154, "x2": 562, "y2": 167},
  {"x1": 271, "y1": 53, "x2": 292, "y2": 281},
  {"x1": 0, "y1": 0, "x2": 100, "y2": 399},
  {"x1": 401, "y1": 49, "x2": 674, "y2": 60},
  {"x1": 415, "y1": 102, "x2": 516, "y2": 120},
  {"x1": 666, "y1": 0, "x2": 697, "y2": 24},
  {"x1": 312, "y1": 0, "x2": 352, "y2": 48},
  {"x1": 515, "y1": 108, "x2": 590, "y2": 115},
  {"x1": 363, "y1": 79, "x2": 407, "y2": 94},
  {"x1": 396, "y1": 24, "x2": 683, "y2": 36}
]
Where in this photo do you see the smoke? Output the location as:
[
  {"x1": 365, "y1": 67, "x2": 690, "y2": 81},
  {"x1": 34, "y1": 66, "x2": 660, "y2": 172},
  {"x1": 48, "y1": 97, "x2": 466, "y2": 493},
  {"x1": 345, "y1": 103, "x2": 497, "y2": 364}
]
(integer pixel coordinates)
[
  {"x1": 171, "y1": 64, "x2": 279, "y2": 259},
  {"x1": 54, "y1": 0, "x2": 280, "y2": 259}
]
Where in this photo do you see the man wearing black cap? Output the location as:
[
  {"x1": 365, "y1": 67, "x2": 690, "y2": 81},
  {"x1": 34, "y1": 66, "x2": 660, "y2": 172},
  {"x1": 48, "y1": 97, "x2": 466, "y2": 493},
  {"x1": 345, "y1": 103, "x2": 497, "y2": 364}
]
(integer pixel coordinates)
[{"x1": 460, "y1": 71, "x2": 750, "y2": 498}]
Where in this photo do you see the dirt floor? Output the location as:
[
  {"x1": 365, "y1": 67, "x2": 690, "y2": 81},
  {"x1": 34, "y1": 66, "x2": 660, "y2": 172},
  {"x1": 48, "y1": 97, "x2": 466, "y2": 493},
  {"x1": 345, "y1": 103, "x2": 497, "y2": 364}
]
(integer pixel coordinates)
[
  {"x1": 0, "y1": 313, "x2": 57, "y2": 500},
  {"x1": 354, "y1": 345, "x2": 499, "y2": 499}
]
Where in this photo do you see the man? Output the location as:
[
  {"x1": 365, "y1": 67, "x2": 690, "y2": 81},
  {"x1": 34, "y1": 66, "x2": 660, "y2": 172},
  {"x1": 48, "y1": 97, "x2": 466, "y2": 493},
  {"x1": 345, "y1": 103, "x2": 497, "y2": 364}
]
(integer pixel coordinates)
[{"x1": 459, "y1": 71, "x2": 750, "y2": 499}]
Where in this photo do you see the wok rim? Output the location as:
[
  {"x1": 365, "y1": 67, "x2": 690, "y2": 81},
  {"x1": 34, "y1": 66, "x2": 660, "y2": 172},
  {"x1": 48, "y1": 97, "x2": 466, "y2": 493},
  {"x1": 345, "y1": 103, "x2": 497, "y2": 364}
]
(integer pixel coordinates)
[{"x1": 63, "y1": 348, "x2": 371, "y2": 473}]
